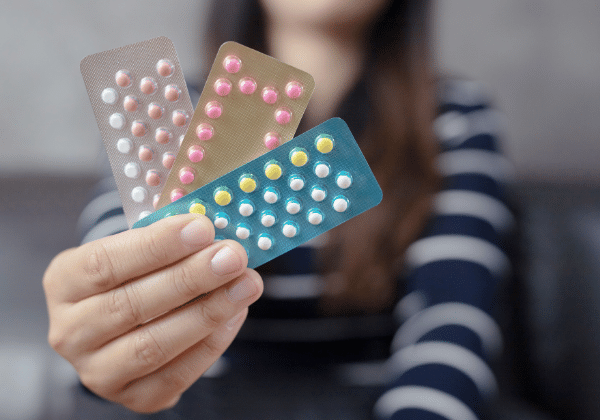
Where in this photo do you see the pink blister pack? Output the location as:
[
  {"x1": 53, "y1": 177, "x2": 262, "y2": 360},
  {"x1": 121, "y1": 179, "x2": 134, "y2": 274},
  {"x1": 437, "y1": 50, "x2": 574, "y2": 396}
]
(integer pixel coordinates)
[
  {"x1": 156, "y1": 41, "x2": 315, "y2": 209},
  {"x1": 80, "y1": 36, "x2": 194, "y2": 227}
]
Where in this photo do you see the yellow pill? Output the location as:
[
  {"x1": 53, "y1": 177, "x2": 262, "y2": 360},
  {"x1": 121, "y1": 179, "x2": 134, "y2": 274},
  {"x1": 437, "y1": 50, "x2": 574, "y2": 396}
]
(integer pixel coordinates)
[
  {"x1": 214, "y1": 189, "x2": 232, "y2": 206},
  {"x1": 316, "y1": 136, "x2": 334, "y2": 153},
  {"x1": 239, "y1": 177, "x2": 257, "y2": 193},
  {"x1": 265, "y1": 163, "x2": 282, "y2": 180},
  {"x1": 290, "y1": 150, "x2": 308, "y2": 167},
  {"x1": 189, "y1": 202, "x2": 206, "y2": 215}
]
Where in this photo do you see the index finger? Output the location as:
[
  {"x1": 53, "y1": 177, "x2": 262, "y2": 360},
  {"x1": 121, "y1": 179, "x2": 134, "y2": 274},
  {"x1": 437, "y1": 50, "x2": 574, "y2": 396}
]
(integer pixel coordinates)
[{"x1": 47, "y1": 214, "x2": 216, "y2": 302}]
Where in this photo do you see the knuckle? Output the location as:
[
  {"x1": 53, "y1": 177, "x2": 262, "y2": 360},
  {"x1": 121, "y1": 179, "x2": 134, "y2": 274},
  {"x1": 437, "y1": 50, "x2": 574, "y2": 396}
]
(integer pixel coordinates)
[
  {"x1": 197, "y1": 301, "x2": 225, "y2": 331},
  {"x1": 171, "y1": 262, "x2": 202, "y2": 300},
  {"x1": 132, "y1": 330, "x2": 168, "y2": 370},
  {"x1": 104, "y1": 287, "x2": 143, "y2": 327},
  {"x1": 83, "y1": 242, "x2": 116, "y2": 291},
  {"x1": 162, "y1": 361, "x2": 195, "y2": 392},
  {"x1": 140, "y1": 229, "x2": 169, "y2": 267},
  {"x1": 47, "y1": 327, "x2": 68, "y2": 354}
]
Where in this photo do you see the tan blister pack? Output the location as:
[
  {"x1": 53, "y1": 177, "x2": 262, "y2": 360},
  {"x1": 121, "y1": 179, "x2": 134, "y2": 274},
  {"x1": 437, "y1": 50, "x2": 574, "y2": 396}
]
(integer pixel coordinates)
[
  {"x1": 80, "y1": 36, "x2": 194, "y2": 227},
  {"x1": 157, "y1": 41, "x2": 314, "y2": 208}
]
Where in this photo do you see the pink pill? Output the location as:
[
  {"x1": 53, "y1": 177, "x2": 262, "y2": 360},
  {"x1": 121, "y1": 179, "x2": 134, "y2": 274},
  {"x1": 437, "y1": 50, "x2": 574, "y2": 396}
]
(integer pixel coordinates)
[
  {"x1": 164, "y1": 84, "x2": 181, "y2": 102},
  {"x1": 172, "y1": 110, "x2": 189, "y2": 127},
  {"x1": 223, "y1": 55, "x2": 241, "y2": 73},
  {"x1": 162, "y1": 152, "x2": 175, "y2": 169},
  {"x1": 179, "y1": 167, "x2": 195, "y2": 184},
  {"x1": 170, "y1": 188, "x2": 186, "y2": 202},
  {"x1": 131, "y1": 120, "x2": 147, "y2": 137},
  {"x1": 188, "y1": 145, "x2": 205, "y2": 163},
  {"x1": 275, "y1": 107, "x2": 292, "y2": 125},
  {"x1": 155, "y1": 127, "x2": 172, "y2": 144},
  {"x1": 140, "y1": 77, "x2": 157, "y2": 95},
  {"x1": 153, "y1": 194, "x2": 161, "y2": 209},
  {"x1": 146, "y1": 170, "x2": 161, "y2": 186},
  {"x1": 205, "y1": 101, "x2": 223, "y2": 119},
  {"x1": 138, "y1": 145, "x2": 154, "y2": 161},
  {"x1": 115, "y1": 70, "x2": 132, "y2": 88},
  {"x1": 214, "y1": 78, "x2": 232, "y2": 96},
  {"x1": 156, "y1": 59, "x2": 174, "y2": 77},
  {"x1": 148, "y1": 103, "x2": 164, "y2": 120},
  {"x1": 196, "y1": 123, "x2": 214, "y2": 141},
  {"x1": 238, "y1": 77, "x2": 257, "y2": 95},
  {"x1": 264, "y1": 132, "x2": 281, "y2": 150},
  {"x1": 123, "y1": 95, "x2": 139, "y2": 112},
  {"x1": 262, "y1": 87, "x2": 278, "y2": 104},
  {"x1": 285, "y1": 81, "x2": 303, "y2": 99}
]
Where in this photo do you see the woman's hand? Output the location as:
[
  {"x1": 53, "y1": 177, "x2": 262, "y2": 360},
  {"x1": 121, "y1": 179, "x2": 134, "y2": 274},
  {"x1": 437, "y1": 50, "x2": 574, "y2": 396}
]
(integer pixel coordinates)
[{"x1": 43, "y1": 214, "x2": 263, "y2": 413}]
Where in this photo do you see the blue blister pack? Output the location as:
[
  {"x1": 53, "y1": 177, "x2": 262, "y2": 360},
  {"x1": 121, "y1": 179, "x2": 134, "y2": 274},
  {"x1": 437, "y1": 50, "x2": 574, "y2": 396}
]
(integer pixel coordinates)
[{"x1": 133, "y1": 118, "x2": 382, "y2": 268}]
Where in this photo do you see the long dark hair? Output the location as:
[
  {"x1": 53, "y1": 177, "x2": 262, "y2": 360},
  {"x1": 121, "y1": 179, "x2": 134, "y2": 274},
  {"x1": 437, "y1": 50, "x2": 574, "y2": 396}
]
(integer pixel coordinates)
[{"x1": 204, "y1": 0, "x2": 440, "y2": 314}]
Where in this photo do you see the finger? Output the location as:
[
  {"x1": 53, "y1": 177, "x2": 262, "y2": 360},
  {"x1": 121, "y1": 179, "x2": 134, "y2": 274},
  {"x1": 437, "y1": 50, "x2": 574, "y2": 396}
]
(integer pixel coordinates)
[
  {"x1": 46, "y1": 214, "x2": 215, "y2": 302},
  {"x1": 116, "y1": 309, "x2": 248, "y2": 414},
  {"x1": 78, "y1": 270, "x2": 261, "y2": 396},
  {"x1": 68, "y1": 239, "x2": 249, "y2": 351}
]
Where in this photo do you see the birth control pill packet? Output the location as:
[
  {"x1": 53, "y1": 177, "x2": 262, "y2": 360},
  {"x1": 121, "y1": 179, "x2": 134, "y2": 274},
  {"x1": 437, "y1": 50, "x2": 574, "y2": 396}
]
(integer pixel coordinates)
[
  {"x1": 80, "y1": 36, "x2": 194, "y2": 227},
  {"x1": 156, "y1": 41, "x2": 315, "y2": 209},
  {"x1": 134, "y1": 118, "x2": 382, "y2": 269}
]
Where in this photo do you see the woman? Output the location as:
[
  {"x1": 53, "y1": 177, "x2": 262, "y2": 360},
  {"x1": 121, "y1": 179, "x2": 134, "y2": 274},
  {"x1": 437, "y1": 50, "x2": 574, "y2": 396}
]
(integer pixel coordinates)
[{"x1": 44, "y1": 0, "x2": 513, "y2": 418}]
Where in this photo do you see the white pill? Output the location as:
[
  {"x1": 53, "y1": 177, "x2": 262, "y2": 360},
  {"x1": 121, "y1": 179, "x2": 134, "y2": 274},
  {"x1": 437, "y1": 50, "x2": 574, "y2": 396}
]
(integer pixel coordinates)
[
  {"x1": 315, "y1": 163, "x2": 330, "y2": 178},
  {"x1": 264, "y1": 190, "x2": 279, "y2": 204},
  {"x1": 257, "y1": 236, "x2": 273, "y2": 250},
  {"x1": 116, "y1": 138, "x2": 133, "y2": 154},
  {"x1": 289, "y1": 177, "x2": 304, "y2": 191},
  {"x1": 336, "y1": 175, "x2": 352, "y2": 189},
  {"x1": 236, "y1": 226, "x2": 250, "y2": 239},
  {"x1": 239, "y1": 202, "x2": 254, "y2": 216},
  {"x1": 101, "y1": 88, "x2": 118, "y2": 104},
  {"x1": 214, "y1": 217, "x2": 229, "y2": 229},
  {"x1": 109, "y1": 113, "x2": 125, "y2": 130},
  {"x1": 333, "y1": 197, "x2": 349, "y2": 212},
  {"x1": 261, "y1": 214, "x2": 276, "y2": 227},
  {"x1": 311, "y1": 188, "x2": 326, "y2": 202},
  {"x1": 282, "y1": 223, "x2": 297, "y2": 238},
  {"x1": 308, "y1": 211, "x2": 323, "y2": 225},
  {"x1": 131, "y1": 186, "x2": 148, "y2": 203},
  {"x1": 138, "y1": 211, "x2": 151, "y2": 220},
  {"x1": 124, "y1": 162, "x2": 141, "y2": 178},
  {"x1": 286, "y1": 200, "x2": 301, "y2": 215}
]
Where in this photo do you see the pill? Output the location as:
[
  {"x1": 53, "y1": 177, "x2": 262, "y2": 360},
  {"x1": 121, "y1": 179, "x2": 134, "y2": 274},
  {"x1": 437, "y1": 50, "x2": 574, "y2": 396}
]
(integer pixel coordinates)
[
  {"x1": 239, "y1": 77, "x2": 257, "y2": 95},
  {"x1": 131, "y1": 120, "x2": 147, "y2": 137},
  {"x1": 333, "y1": 196, "x2": 349, "y2": 212},
  {"x1": 124, "y1": 162, "x2": 141, "y2": 178},
  {"x1": 238, "y1": 199, "x2": 255, "y2": 216},
  {"x1": 260, "y1": 210, "x2": 277, "y2": 227},
  {"x1": 155, "y1": 127, "x2": 172, "y2": 144},
  {"x1": 290, "y1": 147, "x2": 308, "y2": 167},
  {"x1": 307, "y1": 209, "x2": 324, "y2": 225},
  {"x1": 264, "y1": 132, "x2": 281, "y2": 150},
  {"x1": 214, "y1": 78, "x2": 232, "y2": 96},
  {"x1": 162, "y1": 152, "x2": 175, "y2": 169},
  {"x1": 172, "y1": 110, "x2": 188, "y2": 127},
  {"x1": 179, "y1": 167, "x2": 196, "y2": 184},
  {"x1": 285, "y1": 198, "x2": 301, "y2": 215},
  {"x1": 131, "y1": 186, "x2": 148, "y2": 203},
  {"x1": 310, "y1": 186, "x2": 327, "y2": 202},
  {"x1": 123, "y1": 95, "x2": 139, "y2": 112},
  {"x1": 188, "y1": 145, "x2": 205, "y2": 163},
  {"x1": 109, "y1": 113, "x2": 125, "y2": 130},
  {"x1": 314, "y1": 162, "x2": 330, "y2": 178},
  {"x1": 152, "y1": 194, "x2": 160, "y2": 209},
  {"x1": 156, "y1": 59, "x2": 174, "y2": 77},
  {"x1": 148, "y1": 103, "x2": 164, "y2": 119},
  {"x1": 196, "y1": 123, "x2": 214, "y2": 140},
  {"x1": 289, "y1": 174, "x2": 305, "y2": 191},
  {"x1": 138, "y1": 145, "x2": 154, "y2": 162},
  {"x1": 264, "y1": 161, "x2": 282, "y2": 180},
  {"x1": 336, "y1": 171, "x2": 353, "y2": 189},
  {"x1": 115, "y1": 70, "x2": 132, "y2": 88},
  {"x1": 145, "y1": 170, "x2": 161, "y2": 186},
  {"x1": 214, "y1": 212, "x2": 230, "y2": 229},
  {"x1": 101, "y1": 88, "x2": 118, "y2": 104},
  {"x1": 236, "y1": 223, "x2": 251, "y2": 239},
  {"x1": 205, "y1": 101, "x2": 223, "y2": 119},
  {"x1": 285, "y1": 81, "x2": 303, "y2": 99},
  {"x1": 214, "y1": 187, "x2": 232, "y2": 206},
  {"x1": 140, "y1": 77, "x2": 157, "y2": 95},
  {"x1": 170, "y1": 188, "x2": 186, "y2": 202},
  {"x1": 179, "y1": 135, "x2": 185, "y2": 146},
  {"x1": 189, "y1": 201, "x2": 206, "y2": 215},
  {"x1": 239, "y1": 174, "x2": 257, "y2": 193},
  {"x1": 138, "y1": 210, "x2": 152, "y2": 220},
  {"x1": 164, "y1": 84, "x2": 181, "y2": 102},
  {"x1": 315, "y1": 135, "x2": 334, "y2": 153},
  {"x1": 262, "y1": 87, "x2": 278, "y2": 104},
  {"x1": 116, "y1": 138, "x2": 133, "y2": 154},
  {"x1": 263, "y1": 187, "x2": 279, "y2": 204},
  {"x1": 275, "y1": 107, "x2": 292, "y2": 125},
  {"x1": 257, "y1": 234, "x2": 274, "y2": 251},
  {"x1": 282, "y1": 221, "x2": 298, "y2": 238},
  {"x1": 223, "y1": 55, "x2": 242, "y2": 73}
]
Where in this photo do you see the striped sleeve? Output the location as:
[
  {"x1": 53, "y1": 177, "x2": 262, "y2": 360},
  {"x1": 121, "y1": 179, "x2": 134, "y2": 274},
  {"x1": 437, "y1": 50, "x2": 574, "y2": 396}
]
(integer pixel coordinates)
[{"x1": 374, "y1": 79, "x2": 514, "y2": 420}]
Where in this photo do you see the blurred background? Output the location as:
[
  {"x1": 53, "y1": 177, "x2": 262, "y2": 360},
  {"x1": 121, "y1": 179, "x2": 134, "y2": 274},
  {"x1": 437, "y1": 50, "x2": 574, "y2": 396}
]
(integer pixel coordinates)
[{"x1": 0, "y1": 0, "x2": 599, "y2": 419}]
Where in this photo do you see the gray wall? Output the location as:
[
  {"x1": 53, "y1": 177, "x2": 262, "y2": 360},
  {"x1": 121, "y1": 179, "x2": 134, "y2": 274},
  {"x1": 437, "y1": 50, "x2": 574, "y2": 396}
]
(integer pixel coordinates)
[{"x1": 1, "y1": 0, "x2": 599, "y2": 182}]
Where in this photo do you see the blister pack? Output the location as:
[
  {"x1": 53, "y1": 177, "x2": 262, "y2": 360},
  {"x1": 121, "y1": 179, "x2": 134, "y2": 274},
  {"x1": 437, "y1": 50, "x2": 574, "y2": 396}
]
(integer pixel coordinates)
[
  {"x1": 133, "y1": 118, "x2": 382, "y2": 269},
  {"x1": 156, "y1": 41, "x2": 315, "y2": 209},
  {"x1": 81, "y1": 36, "x2": 194, "y2": 227}
]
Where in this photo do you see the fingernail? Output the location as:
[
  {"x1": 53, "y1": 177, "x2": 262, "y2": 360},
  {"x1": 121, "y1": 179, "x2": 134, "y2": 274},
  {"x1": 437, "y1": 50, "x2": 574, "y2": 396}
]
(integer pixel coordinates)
[
  {"x1": 211, "y1": 246, "x2": 243, "y2": 276},
  {"x1": 226, "y1": 311, "x2": 246, "y2": 329},
  {"x1": 180, "y1": 218, "x2": 211, "y2": 247},
  {"x1": 226, "y1": 276, "x2": 258, "y2": 302}
]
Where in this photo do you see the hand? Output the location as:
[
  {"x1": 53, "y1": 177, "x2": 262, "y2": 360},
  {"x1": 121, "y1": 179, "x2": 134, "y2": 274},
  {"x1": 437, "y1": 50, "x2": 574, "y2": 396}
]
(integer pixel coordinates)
[{"x1": 43, "y1": 214, "x2": 263, "y2": 413}]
